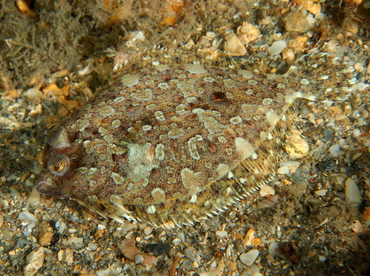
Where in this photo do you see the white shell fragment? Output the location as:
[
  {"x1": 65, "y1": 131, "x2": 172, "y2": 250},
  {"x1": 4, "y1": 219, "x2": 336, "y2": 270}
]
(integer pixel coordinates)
[
  {"x1": 268, "y1": 40, "x2": 287, "y2": 55},
  {"x1": 345, "y1": 177, "x2": 361, "y2": 206},
  {"x1": 240, "y1": 249, "x2": 260, "y2": 266}
]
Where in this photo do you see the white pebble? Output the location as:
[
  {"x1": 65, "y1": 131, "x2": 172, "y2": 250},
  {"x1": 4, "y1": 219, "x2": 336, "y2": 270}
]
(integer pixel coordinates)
[
  {"x1": 56, "y1": 220, "x2": 66, "y2": 234},
  {"x1": 352, "y1": 128, "x2": 361, "y2": 137},
  {"x1": 177, "y1": 232, "x2": 186, "y2": 242},
  {"x1": 277, "y1": 165, "x2": 290, "y2": 175},
  {"x1": 268, "y1": 40, "x2": 287, "y2": 55},
  {"x1": 251, "y1": 273, "x2": 264, "y2": 276},
  {"x1": 18, "y1": 211, "x2": 38, "y2": 223},
  {"x1": 259, "y1": 185, "x2": 275, "y2": 197},
  {"x1": 268, "y1": 242, "x2": 279, "y2": 256},
  {"x1": 240, "y1": 249, "x2": 260, "y2": 266},
  {"x1": 185, "y1": 246, "x2": 197, "y2": 261},
  {"x1": 88, "y1": 242, "x2": 98, "y2": 251},
  {"x1": 329, "y1": 144, "x2": 340, "y2": 158},
  {"x1": 277, "y1": 161, "x2": 300, "y2": 175},
  {"x1": 216, "y1": 230, "x2": 228, "y2": 238},
  {"x1": 27, "y1": 188, "x2": 41, "y2": 205},
  {"x1": 96, "y1": 268, "x2": 111, "y2": 276},
  {"x1": 315, "y1": 189, "x2": 327, "y2": 196},
  {"x1": 345, "y1": 178, "x2": 361, "y2": 206}
]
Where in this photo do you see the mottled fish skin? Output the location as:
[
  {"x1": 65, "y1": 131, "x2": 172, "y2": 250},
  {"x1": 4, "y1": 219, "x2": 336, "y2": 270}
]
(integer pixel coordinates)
[{"x1": 36, "y1": 50, "x2": 357, "y2": 228}]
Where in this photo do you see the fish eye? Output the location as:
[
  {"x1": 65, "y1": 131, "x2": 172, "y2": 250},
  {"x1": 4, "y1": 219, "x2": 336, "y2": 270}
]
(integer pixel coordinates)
[{"x1": 47, "y1": 154, "x2": 71, "y2": 176}]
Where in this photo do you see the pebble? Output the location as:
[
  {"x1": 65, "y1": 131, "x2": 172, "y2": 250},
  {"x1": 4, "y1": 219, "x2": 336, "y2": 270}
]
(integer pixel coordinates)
[
  {"x1": 96, "y1": 268, "x2": 111, "y2": 276},
  {"x1": 314, "y1": 189, "x2": 328, "y2": 197},
  {"x1": 284, "y1": 10, "x2": 310, "y2": 33},
  {"x1": 277, "y1": 161, "x2": 300, "y2": 175},
  {"x1": 143, "y1": 226, "x2": 152, "y2": 235},
  {"x1": 23, "y1": 88, "x2": 45, "y2": 106},
  {"x1": 184, "y1": 246, "x2": 197, "y2": 261},
  {"x1": 119, "y1": 239, "x2": 141, "y2": 260},
  {"x1": 303, "y1": 0, "x2": 321, "y2": 15},
  {"x1": 66, "y1": 236, "x2": 84, "y2": 249},
  {"x1": 240, "y1": 249, "x2": 260, "y2": 266},
  {"x1": 236, "y1": 22, "x2": 261, "y2": 44},
  {"x1": 135, "y1": 254, "x2": 144, "y2": 264},
  {"x1": 259, "y1": 185, "x2": 275, "y2": 197},
  {"x1": 345, "y1": 177, "x2": 361, "y2": 206},
  {"x1": 88, "y1": 242, "x2": 98, "y2": 250},
  {"x1": 145, "y1": 243, "x2": 171, "y2": 256},
  {"x1": 57, "y1": 248, "x2": 74, "y2": 264},
  {"x1": 329, "y1": 144, "x2": 340, "y2": 157},
  {"x1": 285, "y1": 134, "x2": 310, "y2": 159},
  {"x1": 216, "y1": 230, "x2": 228, "y2": 238},
  {"x1": 268, "y1": 242, "x2": 279, "y2": 256},
  {"x1": 24, "y1": 247, "x2": 45, "y2": 276},
  {"x1": 268, "y1": 40, "x2": 287, "y2": 55},
  {"x1": 224, "y1": 33, "x2": 246, "y2": 56},
  {"x1": 27, "y1": 188, "x2": 41, "y2": 205},
  {"x1": 18, "y1": 210, "x2": 38, "y2": 223},
  {"x1": 39, "y1": 227, "x2": 54, "y2": 246}
]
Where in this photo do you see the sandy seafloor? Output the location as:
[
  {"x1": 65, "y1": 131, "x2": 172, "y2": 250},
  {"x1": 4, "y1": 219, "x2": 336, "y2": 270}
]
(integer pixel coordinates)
[{"x1": 0, "y1": 1, "x2": 369, "y2": 275}]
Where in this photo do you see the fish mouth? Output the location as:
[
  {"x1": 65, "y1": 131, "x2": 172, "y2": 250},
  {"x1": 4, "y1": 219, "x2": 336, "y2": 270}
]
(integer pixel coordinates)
[{"x1": 35, "y1": 174, "x2": 62, "y2": 197}]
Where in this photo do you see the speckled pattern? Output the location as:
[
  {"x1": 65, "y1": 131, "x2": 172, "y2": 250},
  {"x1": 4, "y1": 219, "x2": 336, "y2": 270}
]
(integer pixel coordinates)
[{"x1": 35, "y1": 51, "x2": 359, "y2": 229}]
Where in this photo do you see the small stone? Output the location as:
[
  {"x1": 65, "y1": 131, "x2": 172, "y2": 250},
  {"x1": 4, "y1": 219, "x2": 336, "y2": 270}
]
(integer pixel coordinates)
[
  {"x1": 329, "y1": 144, "x2": 340, "y2": 158},
  {"x1": 119, "y1": 239, "x2": 141, "y2": 260},
  {"x1": 268, "y1": 242, "x2": 279, "y2": 256},
  {"x1": 24, "y1": 247, "x2": 45, "y2": 276},
  {"x1": 257, "y1": 194, "x2": 282, "y2": 208},
  {"x1": 18, "y1": 210, "x2": 38, "y2": 224},
  {"x1": 302, "y1": 0, "x2": 321, "y2": 15},
  {"x1": 314, "y1": 189, "x2": 327, "y2": 196},
  {"x1": 39, "y1": 227, "x2": 54, "y2": 246},
  {"x1": 259, "y1": 185, "x2": 275, "y2": 197},
  {"x1": 224, "y1": 33, "x2": 246, "y2": 56},
  {"x1": 88, "y1": 242, "x2": 98, "y2": 251},
  {"x1": 236, "y1": 22, "x2": 261, "y2": 44},
  {"x1": 363, "y1": 207, "x2": 370, "y2": 226},
  {"x1": 184, "y1": 246, "x2": 197, "y2": 261},
  {"x1": 145, "y1": 243, "x2": 171, "y2": 256},
  {"x1": 240, "y1": 249, "x2": 259, "y2": 266},
  {"x1": 216, "y1": 230, "x2": 228, "y2": 238},
  {"x1": 350, "y1": 220, "x2": 364, "y2": 234},
  {"x1": 268, "y1": 40, "x2": 287, "y2": 55},
  {"x1": 284, "y1": 10, "x2": 310, "y2": 33},
  {"x1": 135, "y1": 254, "x2": 144, "y2": 264},
  {"x1": 282, "y1": 48, "x2": 295, "y2": 62},
  {"x1": 285, "y1": 134, "x2": 309, "y2": 159},
  {"x1": 244, "y1": 227, "x2": 256, "y2": 246},
  {"x1": 277, "y1": 165, "x2": 290, "y2": 175},
  {"x1": 118, "y1": 239, "x2": 157, "y2": 265},
  {"x1": 66, "y1": 236, "x2": 84, "y2": 249},
  {"x1": 277, "y1": 161, "x2": 300, "y2": 175},
  {"x1": 24, "y1": 88, "x2": 45, "y2": 106},
  {"x1": 27, "y1": 188, "x2": 41, "y2": 205},
  {"x1": 251, "y1": 273, "x2": 264, "y2": 276},
  {"x1": 58, "y1": 248, "x2": 74, "y2": 264},
  {"x1": 143, "y1": 226, "x2": 152, "y2": 235},
  {"x1": 96, "y1": 268, "x2": 111, "y2": 276},
  {"x1": 345, "y1": 177, "x2": 361, "y2": 206}
]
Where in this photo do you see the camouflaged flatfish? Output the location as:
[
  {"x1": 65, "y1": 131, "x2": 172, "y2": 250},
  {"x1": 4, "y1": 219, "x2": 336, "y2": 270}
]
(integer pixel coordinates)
[{"x1": 36, "y1": 49, "x2": 356, "y2": 228}]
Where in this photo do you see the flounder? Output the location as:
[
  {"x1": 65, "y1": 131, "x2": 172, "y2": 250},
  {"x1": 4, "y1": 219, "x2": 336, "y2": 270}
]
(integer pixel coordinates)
[{"x1": 35, "y1": 50, "x2": 355, "y2": 228}]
